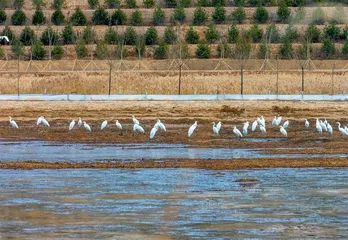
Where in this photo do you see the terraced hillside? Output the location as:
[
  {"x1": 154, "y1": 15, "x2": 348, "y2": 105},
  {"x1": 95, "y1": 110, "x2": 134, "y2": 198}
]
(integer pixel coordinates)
[{"x1": 0, "y1": 0, "x2": 347, "y2": 60}]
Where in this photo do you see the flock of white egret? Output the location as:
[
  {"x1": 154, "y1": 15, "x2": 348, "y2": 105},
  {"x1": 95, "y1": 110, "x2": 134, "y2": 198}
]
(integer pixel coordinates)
[{"x1": 6, "y1": 115, "x2": 348, "y2": 139}]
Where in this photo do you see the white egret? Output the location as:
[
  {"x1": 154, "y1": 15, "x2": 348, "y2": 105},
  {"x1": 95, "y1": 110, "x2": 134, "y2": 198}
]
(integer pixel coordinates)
[
  {"x1": 69, "y1": 120, "x2": 75, "y2": 131},
  {"x1": 260, "y1": 125, "x2": 267, "y2": 134},
  {"x1": 101, "y1": 120, "x2": 108, "y2": 130},
  {"x1": 271, "y1": 117, "x2": 277, "y2": 126},
  {"x1": 257, "y1": 117, "x2": 265, "y2": 127},
  {"x1": 242, "y1": 121, "x2": 249, "y2": 135},
  {"x1": 282, "y1": 120, "x2": 289, "y2": 129},
  {"x1": 9, "y1": 117, "x2": 18, "y2": 129},
  {"x1": 132, "y1": 115, "x2": 139, "y2": 125},
  {"x1": 212, "y1": 122, "x2": 219, "y2": 135},
  {"x1": 345, "y1": 126, "x2": 348, "y2": 134},
  {"x1": 316, "y1": 119, "x2": 322, "y2": 134},
  {"x1": 78, "y1": 117, "x2": 82, "y2": 128},
  {"x1": 252, "y1": 120, "x2": 258, "y2": 131},
  {"x1": 37, "y1": 116, "x2": 42, "y2": 125},
  {"x1": 133, "y1": 123, "x2": 145, "y2": 133},
  {"x1": 276, "y1": 116, "x2": 282, "y2": 126},
  {"x1": 155, "y1": 120, "x2": 166, "y2": 131},
  {"x1": 327, "y1": 123, "x2": 333, "y2": 135},
  {"x1": 336, "y1": 122, "x2": 348, "y2": 136},
  {"x1": 83, "y1": 121, "x2": 92, "y2": 132},
  {"x1": 305, "y1": 119, "x2": 309, "y2": 128},
  {"x1": 216, "y1": 121, "x2": 222, "y2": 131},
  {"x1": 280, "y1": 126, "x2": 287, "y2": 137},
  {"x1": 115, "y1": 120, "x2": 122, "y2": 130},
  {"x1": 150, "y1": 125, "x2": 159, "y2": 139},
  {"x1": 233, "y1": 126, "x2": 243, "y2": 138},
  {"x1": 188, "y1": 121, "x2": 198, "y2": 137},
  {"x1": 40, "y1": 117, "x2": 50, "y2": 127},
  {"x1": 320, "y1": 120, "x2": 327, "y2": 132},
  {"x1": 324, "y1": 119, "x2": 328, "y2": 126}
]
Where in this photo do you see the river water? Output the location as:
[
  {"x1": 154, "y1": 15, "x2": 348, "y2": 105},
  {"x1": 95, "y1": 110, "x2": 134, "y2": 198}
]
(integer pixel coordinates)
[{"x1": 0, "y1": 168, "x2": 347, "y2": 239}]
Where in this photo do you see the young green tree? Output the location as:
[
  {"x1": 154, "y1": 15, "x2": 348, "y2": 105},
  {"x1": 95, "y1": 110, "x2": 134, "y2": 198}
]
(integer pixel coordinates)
[
  {"x1": 153, "y1": 6, "x2": 165, "y2": 26},
  {"x1": 253, "y1": 6, "x2": 268, "y2": 24},
  {"x1": 105, "y1": 0, "x2": 120, "y2": 8},
  {"x1": 11, "y1": 9, "x2": 26, "y2": 25},
  {"x1": 111, "y1": 8, "x2": 127, "y2": 25},
  {"x1": 172, "y1": 7, "x2": 185, "y2": 23},
  {"x1": 185, "y1": 26, "x2": 199, "y2": 44},
  {"x1": 70, "y1": 8, "x2": 87, "y2": 26},
  {"x1": 40, "y1": 27, "x2": 59, "y2": 45},
  {"x1": 145, "y1": 27, "x2": 158, "y2": 45},
  {"x1": 95, "y1": 40, "x2": 109, "y2": 59},
  {"x1": 92, "y1": 7, "x2": 109, "y2": 25},
  {"x1": 20, "y1": 26, "x2": 37, "y2": 46},
  {"x1": 342, "y1": 41, "x2": 348, "y2": 59},
  {"x1": 283, "y1": 24, "x2": 299, "y2": 42},
  {"x1": 88, "y1": 0, "x2": 99, "y2": 9},
  {"x1": 13, "y1": 0, "x2": 24, "y2": 9},
  {"x1": 104, "y1": 26, "x2": 118, "y2": 44},
  {"x1": 2, "y1": 26, "x2": 15, "y2": 43},
  {"x1": 32, "y1": 41, "x2": 46, "y2": 60},
  {"x1": 76, "y1": 40, "x2": 88, "y2": 58},
  {"x1": 0, "y1": 10, "x2": 6, "y2": 24},
  {"x1": 278, "y1": 39, "x2": 293, "y2": 59},
  {"x1": 11, "y1": 38, "x2": 25, "y2": 58},
  {"x1": 164, "y1": 27, "x2": 177, "y2": 44},
  {"x1": 53, "y1": 0, "x2": 64, "y2": 9},
  {"x1": 204, "y1": 23, "x2": 219, "y2": 43},
  {"x1": 277, "y1": 0, "x2": 290, "y2": 23},
  {"x1": 227, "y1": 24, "x2": 239, "y2": 43},
  {"x1": 323, "y1": 23, "x2": 340, "y2": 41},
  {"x1": 52, "y1": 45, "x2": 64, "y2": 59},
  {"x1": 130, "y1": 10, "x2": 143, "y2": 26},
  {"x1": 124, "y1": 27, "x2": 137, "y2": 45},
  {"x1": 248, "y1": 24, "x2": 263, "y2": 43},
  {"x1": 266, "y1": 24, "x2": 280, "y2": 43},
  {"x1": 305, "y1": 24, "x2": 321, "y2": 43},
  {"x1": 212, "y1": 6, "x2": 225, "y2": 24},
  {"x1": 61, "y1": 24, "x2": 76, "y2": 44},
  {"x1": 165, "y1": 0, "x2": 177, "y2": 8},
  {"x1": 143, "y1": 0, "x2": 155, "y2": 8},
  {"x1": 196, "y1": 43, "x2": 211, "y2": 58},
  {"x1": 211, "y1": 0, "x2": 225, "y2": 6},
  {"x1": 311, "y1": 7, "x2": 325, "y2": 25},
  {"x1": 51, "y1": 9, "x2": 65, "y2": 25},
  {"x1": 32, "y1": 7, "x2": 46, "y2": 25},
  {"x1": 126, "y1": 0, "x2": 137, "y2": 8},
  {"x1": 82, "y1": 25, "x2": 96, "y2": 44},
  {"x1": 154, "y1": 42, "x2": 169, "y2": 59},
  {"x1": 321, "y1": 38, "x2": 335, "y2": 58},
  {"x1": 193, "y1": 7, "x2": 208, "y2": 25},
  {"x1": 230, "y1": 6, "x2": 245, "y2": 24}
]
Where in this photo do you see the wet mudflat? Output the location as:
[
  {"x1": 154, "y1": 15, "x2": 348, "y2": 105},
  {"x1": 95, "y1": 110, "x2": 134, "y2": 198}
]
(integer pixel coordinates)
[{"x1": 0, "y1": 168, "x2": 347, "y2": 239}]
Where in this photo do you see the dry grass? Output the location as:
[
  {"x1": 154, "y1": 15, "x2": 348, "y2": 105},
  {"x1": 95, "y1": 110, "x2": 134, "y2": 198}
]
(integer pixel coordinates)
[{"x1": 1, "y1": 70, "x2": 347, "y2": 95}]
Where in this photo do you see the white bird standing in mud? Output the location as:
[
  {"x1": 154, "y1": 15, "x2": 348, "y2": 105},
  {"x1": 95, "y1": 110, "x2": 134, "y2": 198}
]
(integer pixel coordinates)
[
  {"x1": 38, "y1": 116, "x2": 50, "y2": 127},
  {"x1": 271, "y1": 117, "x2": 277, "y2": 126},
  {"x1": 336, "y1": 122, "x2": 348, "y2": 136},
  {"x1": 327, "y1": 123, "x2": 333, "y2": 135},
  {"x1": 83, "y1": 121, "x2": 91, "y2": 132},
  {"x1": 242, "y1": 121, "x2": 249, "y2": 135},
  {"x1": 155, "y1": 119, "x2": 166, "y2": 131},
  {"x1": 69, "y1": 120, "x2": 75, "y2": 131},
  {"x1": 282, "y1": 120, "x2": 289, "y2": 129},
  {"x1": 132, "y1": 115, "x2": 140, "y2": 125},
  {"x1": 305, "y1": 119, "x2": 309, "y2": 128},
  {"x1": 188, "y1": 121, "x2": 198, "y2": 137},
  {"x1": 115, "y1": 120, "x2": 122, "y2": 130},
  {"x1": 216, "y1": 121, "x2": 222, "y2": 132},
  {"x1": 280, "y1": 126, "x2": 287, "y2": 137},
  {"x1": 78, "y1": 117, "x2": 82, "y2": 128},
  {"x1": 252, "y1": 120, "x2": 258, "y2": 132},
  {"x1": 233, "y1": 126, "x2": 243, "y2": 138},
  {"x1": 260, "y1": 125, "x2": 267, "y2": 134},
  {"x1": 320, "y1": 120, "x2": 327, "y2": 132},
  {"x1": 133, "y1": 123, "x2": 145, "y2": 133},
  {"x1": 212, "y1": 122, "x2": 219, "y2": 135},
  {"x1": 150, "y1": 125, "x2": 159, "y2": 139},
  {"x1": 9, "y1": 117, "x2": 18, "y2": 129},
  {"x1": 276, "y1": 116, "x2": 282, "y2": 126},
  {"x1": 257, "y1": 116, "x2": 265, "y2": 127},
  {"x1": 101, "y1": 120, "x2": 108, "y2": 130}
]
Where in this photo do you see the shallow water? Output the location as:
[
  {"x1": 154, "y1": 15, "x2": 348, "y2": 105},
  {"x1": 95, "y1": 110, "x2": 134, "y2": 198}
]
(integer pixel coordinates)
[
  {"x1": 0, "y1": 168, "x2": 347, "y2": 239},
  {"x1": 0, "y1": 141, "x2": 347, "y2": 162}
]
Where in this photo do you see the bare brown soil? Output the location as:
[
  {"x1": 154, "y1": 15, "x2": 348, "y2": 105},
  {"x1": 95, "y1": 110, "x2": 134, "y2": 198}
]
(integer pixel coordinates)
[{"x1": 0, "y1": 100, "x2": 347, "y2": 169}]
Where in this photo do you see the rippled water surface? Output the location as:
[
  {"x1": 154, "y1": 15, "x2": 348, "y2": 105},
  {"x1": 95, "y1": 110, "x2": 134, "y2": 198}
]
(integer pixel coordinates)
[
  {"x1": 0, "y1": 141, "x2": 347, "y2": 162},
  {"x1": 0, "y1": 168, "x2": 347, "y2": 239}
]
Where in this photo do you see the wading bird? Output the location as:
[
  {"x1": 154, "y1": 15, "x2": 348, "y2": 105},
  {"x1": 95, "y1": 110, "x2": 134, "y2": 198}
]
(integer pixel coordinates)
[
  {"x1": 150, "y1": 125, "x2": 158, "y2": 139},
  {"x1": 188, "y1": 121, "x2": 198, "y2": 137},
  {"x1": 38, "y1": 116, "x2": 50, "y2": 127},
  {"x1": 37, "y1": 116, "x2": 42, "y2": 125},
  {"x1": 115, "y1": 120, "x2": 122, "y2": 130},
  {"x1": 83, "y1": 121, "x2": 91, "y2": 132},
  {"x1": 252, "y1": 120, "x2": 258, "y2": 131},
  {"x1": 280, "y1": 126, "x2": 287, "y2": 137},
  {"x1": 9, "y1": 117, "x2": 18, "y2": 129},
  {"x1": 78, "y1": 118, "x2": 82, "y2": 128},
  {"x1": 305, "y1": 119, "x2": 309, "y2": 128},
  {"x1": 155, "y1": 119, "x2": 166, "y2": 131},
  {"x1": 132, "y1": 115, "x2": 139, "y2": 125},
  {"x1": 101, "y1": 120, "x2": 108, "y2": 130},
  {"x1": 233, "y1": 126, "x2": 243, "y2": 138},
  {"x1": 260, "y1": 125, "x2": 267, "y2": 134},
  {"x1": 243, "y1": 121, "x2": 249, "y2": 135},
  {"x1": 212, "y1": 122, "x2": 219, "y2": 135},
  {"x1": 282, "y1": 120, "x2": 289, "y2": 129},
  {"x1": 271, "y1": 117, "x2": 277, "y2": 126},
  {"x1": 336, "y1": 122, "x2": 348, "y2": 136},
  {"x1": 133, "y1": 123, "x2": 144, "y2": 133},
  {"x1": 316, "y1": 119, "x2": 322, "y2": 134},
  {"x1": 69, "y1": 120, "x2": 75, "y2": 131},
  {"x1": 216, "y1": 121, "x2": 221, "y2": 132},
  {"x1": 327, "y1": 123, "x2": 333, "y2": 135}
]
